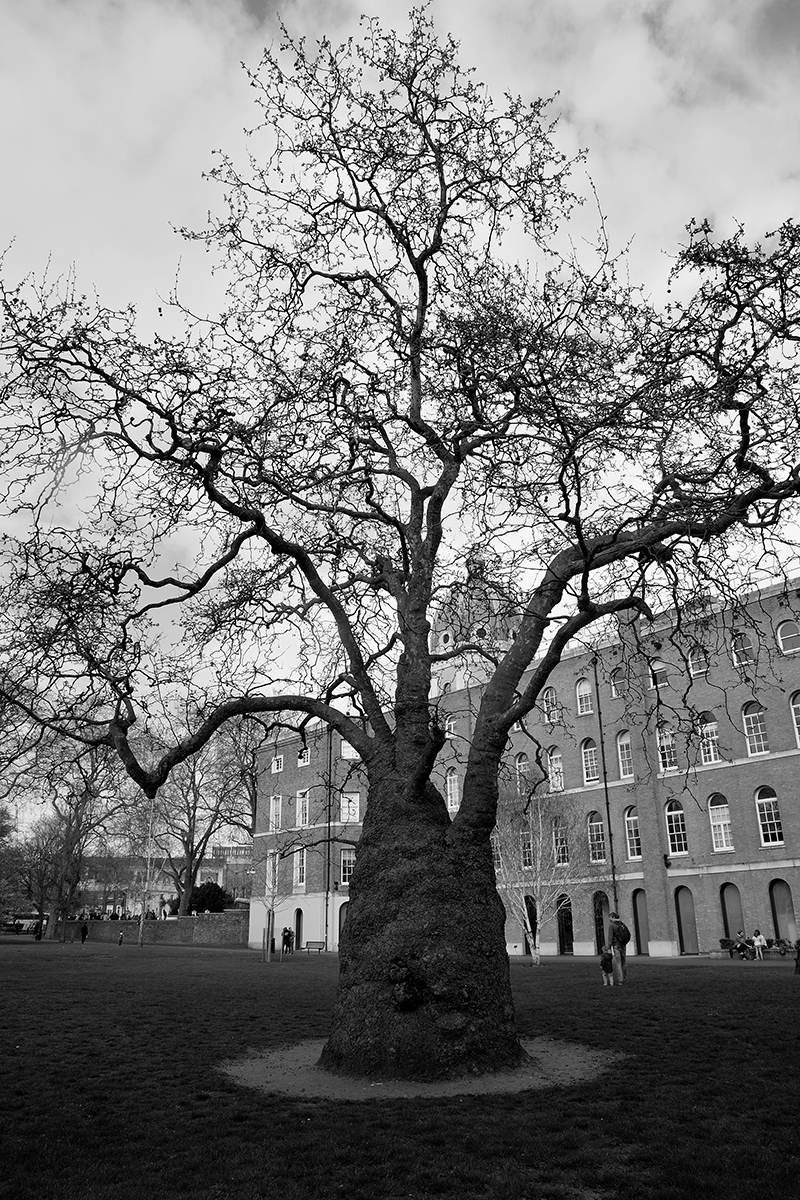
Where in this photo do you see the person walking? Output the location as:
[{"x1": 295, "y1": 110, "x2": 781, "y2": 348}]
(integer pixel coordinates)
[
  {"x1": 600, "y1": 945, "x2": 614, "y2": 986},
  {"x1": 608, "y1": 911, "x2": 631, "y2": 984},
  {"x1": 80, "y1": 922, "x2": 89, "y2": 944},
  {"x1": 752, "y1": 929, "x2": 767, "y2": 960}
]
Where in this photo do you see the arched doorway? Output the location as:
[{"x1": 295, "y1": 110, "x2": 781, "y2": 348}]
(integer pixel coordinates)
[
  {"x1": 294, "y1": 907, "x2": 304, "y2": 951},
  {"x1": 769, "y1": 879, "x2": 798, "y2": 941},
  {"x1": 524, "y1": 896, "x2": 538, "y2": 956},
  {"x1": 675, "y1": 886, "x2": 699, "y2": 954},
  {"x1": 592, "y1": 891, "x2": 610, "y2": 953},
  {"x1": 720, "y1": 882, "x2": 744, "y2": 939},
  {"x1": 556, "y1": 895, "x2": 573, "y2": 955},
  {"x1": 632, "y1": 889, "x2": 650, "y2": 955},
  {"x1": 338, "y1": 901, "x2": 349, "y2": 945}
]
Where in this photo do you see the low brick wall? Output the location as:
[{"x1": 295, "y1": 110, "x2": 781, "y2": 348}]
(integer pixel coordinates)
[{"x1": 65, "y1": 909, "x2": 249, "y2": 947}]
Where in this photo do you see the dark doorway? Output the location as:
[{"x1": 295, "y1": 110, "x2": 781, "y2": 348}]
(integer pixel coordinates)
[
  {"x1": 675, "y1": 886, "x2": 699, "y2": 954},
  {"x1": 720, "y1": 882, "x2": 744, "y2": 940},
  {"x1": 632, "y1": 888, "x2": 650, "y2": 955},
  {"x1": 294, "y1": 907, "x2": 303, "y2": 951},
  {"x1": 556, "y1": 895, "x2": 573, "y2": 955}
]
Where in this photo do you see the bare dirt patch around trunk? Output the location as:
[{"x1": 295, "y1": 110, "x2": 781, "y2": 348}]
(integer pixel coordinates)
[{"x1": 218, "y1": 1036, "x2": 623, "y2": 1101}]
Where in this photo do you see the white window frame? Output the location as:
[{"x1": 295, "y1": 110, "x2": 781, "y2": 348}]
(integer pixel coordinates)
[
  {"x1": 649, "y1": 660, "x2": 669, "y2": 690},
  {"x1": 708, "y1": 795, "x2": 733, "y2": 852},
  {"x1": 732, "y1": 630, "x2": 755, "y2": 668},
  {"x1": 339, "y1": 792, "x2": 359, "y2": 823},
  {"x1": 445, "y1": 768, "x2": 460, "y2": 813},
  {"x1": 581, "y1": 738, "x2": 599, "y2": 785},
  {"x1": 443, "y1": 714, "x2": 457, "y2": 739},
  {"x1": 514, "y1": 753, "x2": 529, "y2": 794},
  {"x1": 587, "y1": 813, "x2": 606, "y2": 863},
  {"x1": 666, "y1": 800, "x2": 688, "y2": 855},
  {"x1": 520, "y1": 832, "x2": 533, "y2": 870},
  {"x1": 541, "y1": 687, "x2": 558, "y2": 722},
  {"x1": 553, "y1": 819, "x2": 569, "y2": 866},
  {"x1": 699, "y1": 716, "x2": 721, "y2": 765},
  {"x1": 341, "y1": 740, "x2": 360, "y2": 760},
  {"x1": 547, "y1": 747, "x2": 563, "y2": 792},
  {"x1": 294, "y1": 848, "x2": 307, "y2": 890},
  {"x1": 777, "y1": 620, "x2": 800, "y2": 654},
  {"x1": 609, "y1": 669, "x2": 623, "y2": 699},
  {"x1": 791, "y1": 692, "x2": 800, "y2": 749},
  {"x1": 296, "y1": 789, "x2": 310, "y2": 828},
  {"x1": 657, "y1": 726, "x2": 678, "y2": 772},
  {"x1": 297, "y1": 747, "x2": 310, "y2": 767},
  {"x1": 688, "y1": 647, "x2": 709, "y2": 677},
  {"x1": 576, "y1": 679, "x2": 593, "y2": 715},
  {"x1": 617, "y1": 731, "x2": 634, "y2": 779},
  {"x1": 755, "y1": 788, "x2": 784, "y2": 846},
  {"x1": 743, "y1": 703, "x2": 769, "y2": 757},
  {"x1": 271, "y1": 754, "x2": 284, "y2": 774},
  {"x1": 340, "y1": 847, "x2": 356, "y2": 885},
  {"x1": 269, "y1": 794, "x2": 282, "y2": 832},
  {"x1": 624, "y1": 807, "x2": 642, "y2": 860}
]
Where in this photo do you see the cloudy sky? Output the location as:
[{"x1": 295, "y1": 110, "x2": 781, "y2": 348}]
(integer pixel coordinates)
[{"x1": 1, "y1": 0, "x2": 799, "y2": 324}]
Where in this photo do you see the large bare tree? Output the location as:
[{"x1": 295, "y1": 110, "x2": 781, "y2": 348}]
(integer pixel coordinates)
[{"x1": 1, "y1": 11, "x2": 800, "y2": 1078}]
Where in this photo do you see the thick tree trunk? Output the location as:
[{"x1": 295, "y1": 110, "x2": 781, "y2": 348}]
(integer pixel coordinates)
[{"x1": 319, "y1": 775, "x2": 525, "y2": 1081}]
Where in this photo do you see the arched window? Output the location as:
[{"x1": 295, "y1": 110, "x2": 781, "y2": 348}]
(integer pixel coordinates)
[
  {"x1": 666, "y1": 799, "x2": 688, "y2": 855},
  {"x1": 581, "y1": 738, "x2": 600, "y2": 785},
  {"x1": 609, "y1": 669, "x2": 624, "y2": 698},
  {"x1": 625, "y1": 806, "x2": 642, "y2": 859},
  {"x1": 445, "y1": 768, "x2": 460, "y2": 813},
  {"x1": 587, "y1": 812, "x2": 606, "y2": 862},
  {"x1": 743, "y1": 702, "x2": 769, "y2": 756},
  {"x1": 708, "y1": 794, "x2": 733, "y2": 851},
  {"x1": 540, "y1": 686, "x2": 558, "y2": 722},
  {"x1": 732, "y1": 630, "x2": 756, "y2": 667},
  {"x1": 688, "y1": 646, "x2": 709, "y2": 677},
  {"x1": 777, "y1": 620, "x2": 800, "y2": 654},
  {"x1": 547, "y1": 746, "x2": 563, "y2": 792},
  {"x1": 698, "y1": 713, "x2": 721, "y2": 765},
  {"x1": 657, "y1": 725, "x2": 677, "y2": 772},
  {"x1": 791, "y1": 692, "x2": 800, "y2": 749},
  {"x1": 617, "y1": 730, "x2": 634, "y2": 779},
  {"x1": 514, "y1": 752, "x2": 529, "y2": 794},
  {"x1": 576, "y1": 678, "x2": 593, "y2": 715},
  {"x1": 649, "y1": 660, "x2": 669, "y2": 689},
  {"x1": 755, "y1": 787, "x2": 784, "y2": 846},
  {"x1": 553, "y1": 818, "x2": 569, "y2": 865}
]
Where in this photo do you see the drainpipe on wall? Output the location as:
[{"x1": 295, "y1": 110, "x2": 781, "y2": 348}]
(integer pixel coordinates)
[
  {"x1": 323, "y1": 723, "x2": 333, "y2": 950},
  {"x1": 591, "y1": 655, "x2": 619, "y2": 910}
]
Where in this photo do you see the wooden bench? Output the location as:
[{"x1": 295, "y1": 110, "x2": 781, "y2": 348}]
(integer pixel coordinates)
[{"x1": 303, "y1": 941, "x2": 326, "y2": 954}]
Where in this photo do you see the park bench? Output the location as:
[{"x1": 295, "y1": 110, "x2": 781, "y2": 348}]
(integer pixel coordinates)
[{"x1": 303, "y1": 940, "x2": 326, "y2": 954}]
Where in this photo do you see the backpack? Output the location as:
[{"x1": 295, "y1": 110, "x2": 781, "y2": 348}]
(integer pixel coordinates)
[{"x1": 615, "y1": 921, "x2": 631, "y2": 945}]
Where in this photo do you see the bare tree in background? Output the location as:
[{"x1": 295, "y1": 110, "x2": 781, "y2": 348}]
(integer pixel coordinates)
[{"x1": 2, "y1": 11, "x2": 800, "y2": 1077}]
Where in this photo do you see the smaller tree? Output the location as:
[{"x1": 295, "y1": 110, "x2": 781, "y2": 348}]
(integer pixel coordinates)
[{"x1": 493, "y1": 768, "x2": 586, "y2": 964}]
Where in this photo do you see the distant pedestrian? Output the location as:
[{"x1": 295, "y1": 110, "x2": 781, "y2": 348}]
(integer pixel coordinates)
[
  {"x1": 608, "y1": 912, "x2": 631, "y2": 984},
  {"x1": 287, "y1": 930, "x2": 294, "y2": 954},
  {"x1": 753, "y1": 929, "x2": 767, "y2": 961},
  {"x1": 80, "y1": 922, "x2": 89, "y2": 944},
  {"x1": 118, "y1": 931, "x2": 124, "y2": 946},
  {"x1": 600, "y1": 945, "x2": 614, "y2": 986},
  {"x1": 281, "y1": 927, "x2": 291, "y2": 954}
]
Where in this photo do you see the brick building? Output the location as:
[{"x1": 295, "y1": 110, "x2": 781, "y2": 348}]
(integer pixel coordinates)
[{"x1": 248, "y1": 579, "x2": 800, "y2": 956}]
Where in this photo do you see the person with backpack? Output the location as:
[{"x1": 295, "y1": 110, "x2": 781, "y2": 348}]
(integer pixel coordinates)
[{"x1": 609, "y1": 911, "x2": 631, "y2": 984}]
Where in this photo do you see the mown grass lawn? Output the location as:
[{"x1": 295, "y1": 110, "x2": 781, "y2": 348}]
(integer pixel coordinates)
[{"x1": 1, "y1": 939, "x2": 797, "y2": 1200}]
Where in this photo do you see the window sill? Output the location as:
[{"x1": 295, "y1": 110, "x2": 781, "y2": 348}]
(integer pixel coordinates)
[
  {"x1": 759, "y1": 842, "x2": 785, "y2": 849},
  {"x1": 711, "y1": 847, "x2": 735, "y2": 854}
]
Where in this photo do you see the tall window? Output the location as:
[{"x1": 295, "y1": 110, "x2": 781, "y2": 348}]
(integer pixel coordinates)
[
  {"x1": 791, "y1": 692, "x2": 800, "y2": 748},
  {"x1": 514, "y1": 753, "x2": 529, "y2": 795},
  {"x1": 708, "y1": 794, "x2": 733, "y2": 851},
  {"x1": 553, "y1": 818, "x2": 569, "y2": 865},
  {"x1": 699, "y1": 713, "x2": 721, "y2": 765},
  {"x1": 732, "y1": 630, "x2": 755, "y2": 667},
  {"x1": 297, "y1": 789, "x2": 310, "y2": 827},
  {"x1": 294, "y1": 848, "x2": 307, "y2": 889},
  {"x1": 755, "y1": 787, "x2": 784, "y2": 845},
  {"x1": 341, "y1": 848, "x2": 356, "y2": 885},
  {"x1": 341, "y1": 739, "x2": 360, "y2": 760},
  {"x1": 490, "y1": 833, "x2": 501, "y2": 870},
  {"x1": 666, "y1": 799, "x2": 688, "y2": 855},
  {"x1": 340, "y1": 792, "x2": 359, "y2": 823},
  {"x1": 743, "y1": 702, "x2": 769, "y2": 756},
  {"x1": 617, "y1": 731, "x2": 634, "y2": 779},
  {"x1": 624, "y1": 806, "x2": 642, "y2": 859},
  {"x1": 520, "y1": 832, "x2": 533, "y2": 870},
  {"x1": 271, "y1": 754, "x2": 284, "y2": 774},
  {"x1": 444, "y1": 714, "x2": 457, "y2": 738},
  {"x1": 446, "y1": 768, "x2": 460, "y2": 813},
  {"x1": 297, "y1": 747, "x2": 310, "y2": 767},
  {"x1": 657, "y1": 726, "x2": 678, "y2": 772},
  {"x1": 266, "y1": 851, "x2": 278, "y2": 892},
  {"x1": 777, "y1": 620, "x2": 800, "y2": 654},
  {"x1": 581, "y1": 738, "x2": 600, "y2": 785},
  {"x1": 649, "y1": 660, "x2": 669, "y2": 689},
  {"x1": 547, "y1": 747, "x2": 563, "y2": 792},
  {"x1": 587, "y1": 812, "x2": 606, "y2": 862},
  {"x1": 541, "y1": 687, "x2": 558, "y2": 722},
  {"x1": 688, "y1": 646, "x2": 709, "y2": 677},
  {"x1": 609, "y1": 669, "x2": 624, "y2": 698},
  {"x1": 576, "y1": 679, "x2": 593, "y2": 715},
  {"x1": 269, "y1": 794, "x2": 282, "y2": 832}
]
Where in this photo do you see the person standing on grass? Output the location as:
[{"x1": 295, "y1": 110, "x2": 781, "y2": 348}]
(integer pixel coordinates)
[
  {"x1": 753, "y1": 929, "x2": 767, "y2": 960},
  {"x1": 608, "y1": 912, "x2": 630, "y2": 984},
  {"x1": 80, "y1": 922, "x2": 89, "y2": 944},
  {"x1": 600, "y1": 945, "x2": 614, "y2": 986}
]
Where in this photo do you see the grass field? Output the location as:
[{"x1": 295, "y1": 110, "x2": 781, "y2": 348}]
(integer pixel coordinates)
[{"x1": 1, "y1": 939, "x2": 797, "y2": 1200}]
